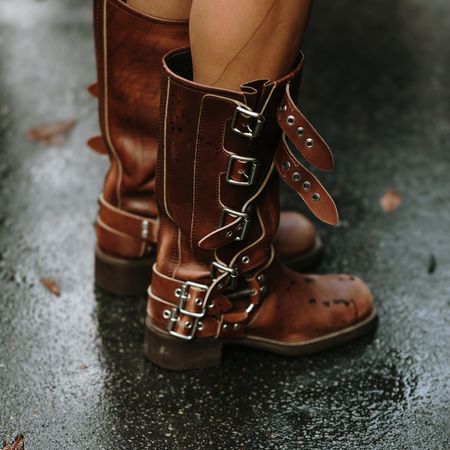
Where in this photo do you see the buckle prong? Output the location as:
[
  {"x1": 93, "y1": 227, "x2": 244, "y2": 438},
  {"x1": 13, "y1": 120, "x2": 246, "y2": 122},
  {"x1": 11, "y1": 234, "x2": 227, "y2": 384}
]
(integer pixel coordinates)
[
  {"x1": 231, "y1": 106, "x2": 265, "y2": 139},
  {"x1": 226, "y1": 154, "x2": 260, "y2": 186}
]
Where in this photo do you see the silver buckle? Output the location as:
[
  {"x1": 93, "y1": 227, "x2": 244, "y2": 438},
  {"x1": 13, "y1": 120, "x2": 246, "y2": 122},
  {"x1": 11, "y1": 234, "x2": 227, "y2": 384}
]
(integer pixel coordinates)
[
  {"x1": 226, "y1": 154, "x2": 260, "y2": 186},
  {"x1": 231, "y1": 106, "x2": 265, "y2": 139},
  {"x1": 167, "y1": 281, "x2": 208, "y2": 340},
  {"x1": 211, "y1": 261, "x2": 239, "y2": 290},
  {"x1": 220, "y1": 207, "x2": 251, "y2": 241}
]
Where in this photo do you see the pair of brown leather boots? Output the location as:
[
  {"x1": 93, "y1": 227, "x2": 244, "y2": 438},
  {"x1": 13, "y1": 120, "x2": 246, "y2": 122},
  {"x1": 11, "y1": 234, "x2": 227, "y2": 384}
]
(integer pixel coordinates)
[{"x1": 90, "y1": 0, "x2": 377, "y2": 370}]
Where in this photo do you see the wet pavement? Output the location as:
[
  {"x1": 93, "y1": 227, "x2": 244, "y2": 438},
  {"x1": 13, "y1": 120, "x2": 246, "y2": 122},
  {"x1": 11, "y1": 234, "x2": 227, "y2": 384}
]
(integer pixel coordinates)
[{"x1": 0, "y1": 0, "x2": 449, "y2": 448}]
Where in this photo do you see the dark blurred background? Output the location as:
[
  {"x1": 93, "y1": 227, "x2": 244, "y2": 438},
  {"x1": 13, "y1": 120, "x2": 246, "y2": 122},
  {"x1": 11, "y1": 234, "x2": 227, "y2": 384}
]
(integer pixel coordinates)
[{"x1": 0, "y1": 0, "x2": 449, "y2": 449}]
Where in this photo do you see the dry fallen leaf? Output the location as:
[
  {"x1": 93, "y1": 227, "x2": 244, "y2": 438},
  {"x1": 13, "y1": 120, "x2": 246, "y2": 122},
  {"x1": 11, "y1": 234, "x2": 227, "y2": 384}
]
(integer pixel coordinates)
[
  {"x1": 40, "y1": 277, "x2": 61, "y2": 296},
  {"x1": 2, "y1": 435, "x2": 24, "y2": 450},
  {"x1": 379, "y1": 189, "x2": 402, "y2": 213},
  {"x1": 25, "y1": 119, "x2": 76, "y2": 146}
]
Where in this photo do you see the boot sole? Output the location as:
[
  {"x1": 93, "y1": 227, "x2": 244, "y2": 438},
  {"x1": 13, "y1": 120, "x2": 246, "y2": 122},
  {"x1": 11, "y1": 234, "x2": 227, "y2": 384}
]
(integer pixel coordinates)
[
  {"x1": 95, "y1": 245, "x2": 155, "y2": 296},
  {"x1": 144, "y1": 309, "x2": 378, "y2": 370}
]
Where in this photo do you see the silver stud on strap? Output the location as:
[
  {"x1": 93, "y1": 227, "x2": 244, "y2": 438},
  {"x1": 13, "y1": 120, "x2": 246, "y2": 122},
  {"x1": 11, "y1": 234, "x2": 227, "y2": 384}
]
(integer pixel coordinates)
[
  {"x1": 241, "y1": 255, "x2": 250, "y2": 264},
  {"x1": 195, "y1": 298, "x2": 203, "y2": 306},
  {"x1": 312, "y1": 193, "x2": 321, "y2": 202},
  {"x1": 302, "y1": 181, "x2": 311, "y2": 192},
  {"x1": 279, "y1": 104, "x2": 287, "y2": 112},
  {"x1": 163, "y1": 310, "x2": 171, "y2": 319},
  {"x1": 282, "y1": 161, "x2": 291, "y2": 171},
  {"x1": 184, "y1": 321, "x2": 193, "y2": 330},
  {"x1": 292, "y1": 172, "x2": 301, "y2": 182},
  {"x1": 141, "y1": 220, "x2": 149, "y2": 239},
  {"x1": 287, "y1": 115, "x2": 295, "y2": 126},
  {"x1": 297, "y1": 127, "x2": 305, "y2": 136},
  {"x1": 306, "y1": 138, "x2": 314, "y2": 148}
]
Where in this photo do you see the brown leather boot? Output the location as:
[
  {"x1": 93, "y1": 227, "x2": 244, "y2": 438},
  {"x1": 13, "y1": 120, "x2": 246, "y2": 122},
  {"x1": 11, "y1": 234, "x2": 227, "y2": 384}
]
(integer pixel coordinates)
[
  {"x1": 144, "y1": 49, "x2": 377, "y2": 370},
  {"x1": 91, "y1": 0, "x2": 322, "y2": 296}
]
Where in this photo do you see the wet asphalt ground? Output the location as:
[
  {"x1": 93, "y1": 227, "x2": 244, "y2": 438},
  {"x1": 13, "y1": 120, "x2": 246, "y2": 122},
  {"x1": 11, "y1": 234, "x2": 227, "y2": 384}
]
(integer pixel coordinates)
[{"x1": 0, "y1": 0, "x2": 449, "y2": 449}]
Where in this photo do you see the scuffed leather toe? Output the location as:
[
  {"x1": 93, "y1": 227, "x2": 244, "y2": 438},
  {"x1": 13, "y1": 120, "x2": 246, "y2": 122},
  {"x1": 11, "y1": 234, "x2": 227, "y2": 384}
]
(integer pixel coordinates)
[{"x1": 247, "y1": 266, "x2": 375, "y2": 345}]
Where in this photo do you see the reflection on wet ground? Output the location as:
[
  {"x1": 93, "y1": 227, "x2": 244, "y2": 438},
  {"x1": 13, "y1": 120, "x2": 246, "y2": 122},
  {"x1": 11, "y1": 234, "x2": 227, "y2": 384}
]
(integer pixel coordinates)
[{"x1": 0, "y1": 0, "x2": 449, "y2": 448}]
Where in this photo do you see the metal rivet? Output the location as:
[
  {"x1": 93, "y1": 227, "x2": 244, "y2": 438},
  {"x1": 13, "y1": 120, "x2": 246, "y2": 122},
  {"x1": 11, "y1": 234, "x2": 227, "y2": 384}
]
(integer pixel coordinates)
[
  {"x1": 208, "y1": 302, "x2": 215, "y2": 309},
  {"x1": 222, "y1": 323, "x2": 229, "y2": 330},
  {"x1": 302, "y1": 181, "x2": 311, "y2": 192},
  {"x1": 185, "y1": 321, "x2": 192, "y2": 330},
  {"x1": 257, "y1": 274, "x2": 265, "y2": 283},
  {"x1": 282, "y1": 161, "x2": 291, "y2": 171},
  {"x1": 217, "y1": 283, "x2": 224, "y2": 290},
  {"x1": 306, "y1": 138, "x2": 314, "y2": 148},
  {"x1": 198, "y1": 322, "x2": 204, "y2": 331},
  {"x1": 312, "y1": 193, "x2": 321, "y2": 202},
  {"x1": 287, "y1": 115, "x2": 295, "y2": 126},
  {"x1": 279, "y1": 104, "x2": 287, "y2": 112},
  {"x1": 175, "y1": 288, "x2": 182, "y2": 297},
  {"x1": 241, "y1": 255, "x2": 250, "y2": 264},
  {"x1": 260, "y1": 286, "x2": 267, "y2": 295},
  {"x1": 251, "y1": 289, "x2": 257, "y2": 296},
  {"x1": 292, "y1": 172, "x2": 301, "y2": 182},
  {"x1": 233, "y1": 323, "x2": 240, "y2": 330},
  {"x1": 195, "y1": 298, "x2": 203, "y2": 306},
  {"x1": 163, "y1": 310, "x2": 171, "y2": 319},
  {"x1": 141, "y1": 220, "x2": 149, "y2": 239},
  {"x1": 225, "y1": 231, "x2": 233, "y2": 238},
  {"x1": 297, "y1": 127, "x2": 305, "y2": 136}
]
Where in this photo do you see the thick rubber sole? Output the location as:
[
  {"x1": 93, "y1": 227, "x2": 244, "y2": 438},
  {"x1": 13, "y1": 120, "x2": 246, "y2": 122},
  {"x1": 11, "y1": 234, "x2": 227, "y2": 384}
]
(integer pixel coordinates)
[
  {"x1": 95, "y1": 245, "x2": 155, "y2": 296},
  {"x1": 144, "y1": 309, "x2": 378, "y2": 370}
]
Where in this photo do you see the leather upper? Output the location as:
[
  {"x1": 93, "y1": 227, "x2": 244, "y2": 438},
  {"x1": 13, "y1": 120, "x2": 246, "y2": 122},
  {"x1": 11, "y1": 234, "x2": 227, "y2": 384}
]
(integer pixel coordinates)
[
  {"x1": 146, "y1": 49, "x2": 368, "y2": 344},
  {"x1": 92, "y1": 0, "x2": 189, "y2": 257}
]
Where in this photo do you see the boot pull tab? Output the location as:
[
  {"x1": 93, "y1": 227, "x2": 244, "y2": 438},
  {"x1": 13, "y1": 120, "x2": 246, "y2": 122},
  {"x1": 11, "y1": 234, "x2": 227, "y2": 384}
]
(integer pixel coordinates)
[
  {"x1": 87, "y1": 82, "x2": 99, "y2": 99},
  {"x1": 87, "y1": 135, "x2": 108, "y2": 155}
]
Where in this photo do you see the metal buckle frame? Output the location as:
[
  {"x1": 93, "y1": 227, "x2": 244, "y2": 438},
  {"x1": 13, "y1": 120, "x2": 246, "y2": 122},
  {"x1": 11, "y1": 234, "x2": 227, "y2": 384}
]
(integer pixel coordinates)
[
  {"x1": 220, "y1": 207, "x2": 251, "y2": 241},
  {"x1": 231, "y1": 106, "x2": 265, "y2": 139},
  {"x1": 226, "y1": 154, "x2": 260, "y2": 186},
  {"x1": 211, "y1": 261, "x2": 239, "y2": 290},
  {"x1": 167, "y1": 281, "x2": 208, "y2": 340}
]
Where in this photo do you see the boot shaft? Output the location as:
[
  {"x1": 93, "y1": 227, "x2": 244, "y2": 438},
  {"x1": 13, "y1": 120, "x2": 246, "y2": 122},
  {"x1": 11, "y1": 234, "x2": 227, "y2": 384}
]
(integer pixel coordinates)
[
  {"x1": 149, "y1": 48, "x2": 340, "y2": 341},
  {"x1": 93, "y1": 0, "x2": 189, "y2": 216},
  {"x1": 155, "y1": 49, "x2": 299, "y2": 282}
]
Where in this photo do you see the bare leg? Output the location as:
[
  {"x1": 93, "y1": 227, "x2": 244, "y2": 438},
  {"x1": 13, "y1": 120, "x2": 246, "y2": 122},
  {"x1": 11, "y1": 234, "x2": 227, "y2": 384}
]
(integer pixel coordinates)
[
  {"x1": 190, "y1": 0, "x2": 312, "y2": 89},
  {"x1": 127, "y1": 0, "x2": 192, "y2": 20}
]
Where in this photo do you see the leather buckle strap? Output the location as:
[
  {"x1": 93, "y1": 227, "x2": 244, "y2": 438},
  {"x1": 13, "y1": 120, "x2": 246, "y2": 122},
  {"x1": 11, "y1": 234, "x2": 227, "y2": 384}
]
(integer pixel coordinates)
[
  {"x1": 97, "y1": 194, "x2": 158, "y2": 242},
  {"x1": 168, "y1": 280, "x2": 209, "y2": 340},
  {"x1": 231, "y1": 105, "x2": 265, "y2": 139},
  {"x1": 211, "y1": 261, "x2": 239, "y2": 289},
  {"x1": 277, "y1": 82, "x2": 334, "y2": 172},
  {"x1": 219, "y1": 207, "x2": 252, "y2": 242},
  {"x1": 226, "y1": 154, "x2": 260, "y2": 186},
  {"x1": 275, "y1": 135, "x2": 339, "y2": 225},
  {"x1": 175, "y1": 281, "x2": 209, "y2": 318}
]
